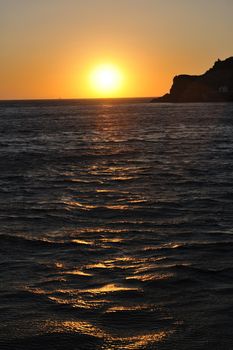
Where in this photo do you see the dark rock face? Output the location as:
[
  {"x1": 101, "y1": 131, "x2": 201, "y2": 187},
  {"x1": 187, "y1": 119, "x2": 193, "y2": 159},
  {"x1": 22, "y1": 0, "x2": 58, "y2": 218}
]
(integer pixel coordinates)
[{"x1": 152, "y1": 57, "x2": 233, "y2": 102}]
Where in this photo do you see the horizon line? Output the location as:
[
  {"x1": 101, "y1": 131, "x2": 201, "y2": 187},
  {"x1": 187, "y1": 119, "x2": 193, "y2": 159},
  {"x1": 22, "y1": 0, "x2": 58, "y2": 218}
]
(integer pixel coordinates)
[{"x1": 0, "y1": 96, "x2": 155, "y2": 102}]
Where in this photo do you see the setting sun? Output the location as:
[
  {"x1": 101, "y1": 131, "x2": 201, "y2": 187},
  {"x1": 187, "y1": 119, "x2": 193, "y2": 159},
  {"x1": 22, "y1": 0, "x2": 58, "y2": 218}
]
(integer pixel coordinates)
[{"x1": 89, "y1": 64, "x2": 123, "y2": 97}]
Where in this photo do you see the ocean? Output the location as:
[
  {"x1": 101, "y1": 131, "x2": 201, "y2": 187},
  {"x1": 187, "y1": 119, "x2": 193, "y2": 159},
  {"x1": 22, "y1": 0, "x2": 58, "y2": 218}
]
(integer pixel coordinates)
[{"x1": 0, "y1": 99, "x2": 233, "y2": 349}]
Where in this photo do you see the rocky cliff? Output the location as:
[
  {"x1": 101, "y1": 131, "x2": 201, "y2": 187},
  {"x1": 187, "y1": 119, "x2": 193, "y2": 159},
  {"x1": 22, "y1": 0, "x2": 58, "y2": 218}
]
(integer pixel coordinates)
[{"x1": 152, "y1": 57, "x2": 233, "y2": 102}]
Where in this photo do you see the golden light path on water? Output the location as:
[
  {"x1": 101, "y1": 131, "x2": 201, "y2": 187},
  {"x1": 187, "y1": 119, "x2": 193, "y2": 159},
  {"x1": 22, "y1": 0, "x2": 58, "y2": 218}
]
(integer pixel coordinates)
[
  {"x1": 17, "y1": 103, "x2": 209, "y2": 348},
  {"x1": 24, "y1": 125, "x2": 184, "y2": 350},
  {"x1": 26, "y1": 250, "x2": 177, "y2": 349},
  {"x1": 42, "y1": 319, "x2": 173, "y2": 350}
]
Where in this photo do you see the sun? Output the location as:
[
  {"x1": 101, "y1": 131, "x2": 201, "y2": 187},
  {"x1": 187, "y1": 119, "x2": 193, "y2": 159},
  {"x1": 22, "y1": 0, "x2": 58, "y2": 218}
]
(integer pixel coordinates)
[{"x1": 89, "y1": 64, "x2": 123, "y2": 97}]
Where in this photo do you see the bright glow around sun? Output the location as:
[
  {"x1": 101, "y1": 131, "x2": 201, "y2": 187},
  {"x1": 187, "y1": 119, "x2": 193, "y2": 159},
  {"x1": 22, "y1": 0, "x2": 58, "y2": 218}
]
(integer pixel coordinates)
[{"x1": 89, "y1": 64, "x2": 123, "y2": 97}]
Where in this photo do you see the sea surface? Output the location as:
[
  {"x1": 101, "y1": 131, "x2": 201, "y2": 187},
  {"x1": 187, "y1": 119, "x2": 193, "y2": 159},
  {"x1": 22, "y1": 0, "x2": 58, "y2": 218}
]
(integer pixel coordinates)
[{"x1": 0, "y1": 99, "x2": 233, "y2": 349}]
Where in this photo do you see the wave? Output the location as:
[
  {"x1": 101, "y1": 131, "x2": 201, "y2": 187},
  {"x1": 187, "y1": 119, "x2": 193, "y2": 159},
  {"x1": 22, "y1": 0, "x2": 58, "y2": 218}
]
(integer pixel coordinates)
[
  {"x1": 0, "y1": 234, "x2": 92, "y2": 249},
  {"x1": 1, "y1": 102, "x2": 233, "y2": 349}
]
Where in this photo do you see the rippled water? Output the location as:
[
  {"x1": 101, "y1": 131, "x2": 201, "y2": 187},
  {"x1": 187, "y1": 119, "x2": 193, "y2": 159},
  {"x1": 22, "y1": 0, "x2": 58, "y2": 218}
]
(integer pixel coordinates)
[{"x1": 0, "y1": 100, "x2": 233, "y2": 349}]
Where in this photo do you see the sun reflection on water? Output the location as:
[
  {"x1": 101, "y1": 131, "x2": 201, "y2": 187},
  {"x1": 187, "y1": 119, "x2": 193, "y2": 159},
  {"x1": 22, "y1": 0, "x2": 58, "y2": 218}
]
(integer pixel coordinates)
[
  {"x1": 43, "y1": 320, "x2": 172, "y2": 350},
  {"x1": 81, "y1": 283, "x2": 140, "y2": 294},
  {"x1": 71, "y1": 239, "x2": 92, "y2": 245},
  {"x1": 64, "y1": 270, "x2": 92, "y2": 276}
]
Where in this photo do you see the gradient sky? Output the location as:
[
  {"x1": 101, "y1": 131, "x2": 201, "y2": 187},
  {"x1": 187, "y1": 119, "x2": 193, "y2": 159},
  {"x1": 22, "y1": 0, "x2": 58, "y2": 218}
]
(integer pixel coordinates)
[{"x1": 1, "y1": 0, "x2": 233, "y2": 99}]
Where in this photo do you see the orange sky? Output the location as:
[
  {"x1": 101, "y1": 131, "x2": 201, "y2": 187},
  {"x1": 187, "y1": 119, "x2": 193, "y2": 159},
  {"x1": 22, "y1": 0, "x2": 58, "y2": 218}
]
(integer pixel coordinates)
[{"x1": 1, "y1": 0, "x2": 233, "y2": 99}]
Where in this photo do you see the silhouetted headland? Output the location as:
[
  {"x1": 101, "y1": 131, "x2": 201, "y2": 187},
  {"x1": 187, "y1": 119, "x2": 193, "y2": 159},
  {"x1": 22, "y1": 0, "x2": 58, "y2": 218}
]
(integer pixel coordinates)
[{"x1": 152, "y1": 57, "x2": 233, "y2": 102}]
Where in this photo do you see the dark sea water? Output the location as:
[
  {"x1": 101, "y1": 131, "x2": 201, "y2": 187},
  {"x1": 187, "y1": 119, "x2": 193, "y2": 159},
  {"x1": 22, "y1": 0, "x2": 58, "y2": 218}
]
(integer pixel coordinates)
[{"x1": 0, "y1": 99, "x2": 233, "y2": 350}]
